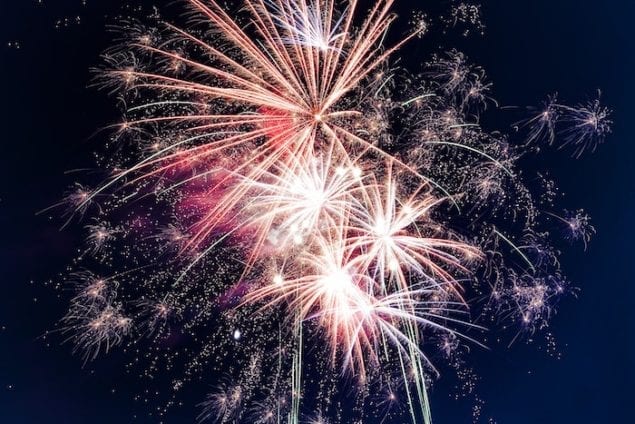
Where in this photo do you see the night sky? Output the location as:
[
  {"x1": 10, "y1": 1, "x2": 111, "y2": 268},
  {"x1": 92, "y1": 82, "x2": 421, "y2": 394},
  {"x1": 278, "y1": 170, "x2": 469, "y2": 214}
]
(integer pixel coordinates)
[{"x1": 1, "y1": 1, "x2": 633, "y2": 423}]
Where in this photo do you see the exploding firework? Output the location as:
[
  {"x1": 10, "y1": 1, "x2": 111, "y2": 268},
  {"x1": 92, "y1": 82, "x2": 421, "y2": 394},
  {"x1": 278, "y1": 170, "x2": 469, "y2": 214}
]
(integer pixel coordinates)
[{"x1": 45, "y1": 0, "x2": 610, "y2": 422}]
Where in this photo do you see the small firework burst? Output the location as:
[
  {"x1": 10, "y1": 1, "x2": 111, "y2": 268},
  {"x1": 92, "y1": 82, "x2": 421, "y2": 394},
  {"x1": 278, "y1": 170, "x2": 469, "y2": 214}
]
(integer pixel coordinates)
[
  {"x1": 548, "y1": 209, "x2": 596, "y2": 250},
  {"x1": 560, "y1": 94, "x2": 613, "y2": 157},
  {"x1": 519, "y1": 91, "x2": 612, "y2": 157}
]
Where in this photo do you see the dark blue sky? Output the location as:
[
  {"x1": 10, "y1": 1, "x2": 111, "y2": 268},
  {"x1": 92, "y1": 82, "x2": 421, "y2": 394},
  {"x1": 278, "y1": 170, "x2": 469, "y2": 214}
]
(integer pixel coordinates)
[{"x1": 1, "y1": 1, "x2": 633, "y2": 423}]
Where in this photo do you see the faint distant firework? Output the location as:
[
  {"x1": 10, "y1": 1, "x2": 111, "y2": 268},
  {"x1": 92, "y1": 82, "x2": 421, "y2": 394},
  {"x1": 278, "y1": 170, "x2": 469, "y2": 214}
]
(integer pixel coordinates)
[{"x1": 44, "y1": 0, "x2": 610, "y2": 422}]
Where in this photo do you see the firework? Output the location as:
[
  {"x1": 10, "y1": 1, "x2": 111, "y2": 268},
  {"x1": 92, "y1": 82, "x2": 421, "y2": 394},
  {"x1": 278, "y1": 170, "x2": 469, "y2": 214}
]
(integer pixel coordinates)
[
  {"x1": 47, "y1": 0, "x2": 610, "y2": 422},
  {"x1": 519, "y1": 91, "x2": 612, "y2": 157}
]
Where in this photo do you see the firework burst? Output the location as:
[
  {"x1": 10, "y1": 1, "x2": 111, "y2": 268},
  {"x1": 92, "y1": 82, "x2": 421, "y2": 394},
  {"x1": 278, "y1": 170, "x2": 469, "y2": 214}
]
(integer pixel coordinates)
[{"x1": 46, "y1": 0, "x2": 610, "y2": 422}]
